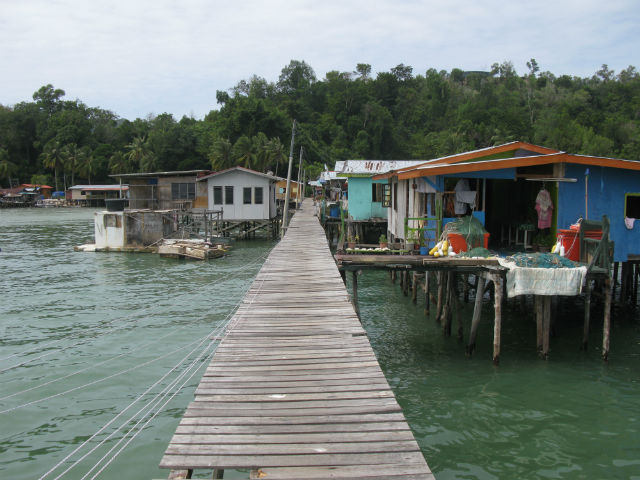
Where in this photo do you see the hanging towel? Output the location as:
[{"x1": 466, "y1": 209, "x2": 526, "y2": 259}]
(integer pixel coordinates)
[
  {"x1": 625, "y1": 217, "x2": 636, "y2": 230},
  {"x1": 454, "y1": 179, "x2": 476, "y2": 214},
  {"x1": 535, "y1": 189, "x2": 553, "y2": 229}
]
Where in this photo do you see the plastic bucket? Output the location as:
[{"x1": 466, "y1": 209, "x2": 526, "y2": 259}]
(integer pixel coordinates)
[
  {"x1": 419, "y1": 246, "x2": 429, "y2": 255},
  {"x1": 557, "y1": 229, "x2": 602, "y2": 261}
]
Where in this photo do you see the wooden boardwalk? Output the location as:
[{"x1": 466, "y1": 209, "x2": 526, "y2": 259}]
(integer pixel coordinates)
[{"x1": 160, "y1": 200, "x2": 434, "y2": 480}]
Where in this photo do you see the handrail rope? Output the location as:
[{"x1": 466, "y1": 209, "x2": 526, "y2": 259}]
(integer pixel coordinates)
[
  {"x1": 0, "y1": 324, "x2": 188, "y2": 402},
  {"x1": 38, "y1": 310, "x2": 234, "y2": 479},
  {"x1": 37, "y1": 244, "x2": 277, "y2": 478},
  {"x1": 0, "y1": 248, "x2": 272, "y2": 366},
  {"x1": 81, "y1": 246, "x2": 277, "y2": 479},
  {"x1": 52, "y1": 339, "x2": 219, "y2": 480}
]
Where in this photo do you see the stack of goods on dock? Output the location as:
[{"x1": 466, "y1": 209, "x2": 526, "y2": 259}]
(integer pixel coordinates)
[{"x1": 444, "y1": 216, "x2": 489, "y2": 253}]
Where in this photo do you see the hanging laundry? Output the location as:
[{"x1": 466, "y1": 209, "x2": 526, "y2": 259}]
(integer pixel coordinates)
[
  {"x1": 454, "y1": 179, "x2": 477, "y2": 215},
  {"x1": 535, "y1": 188, "x2": 553, "y2": 229}
]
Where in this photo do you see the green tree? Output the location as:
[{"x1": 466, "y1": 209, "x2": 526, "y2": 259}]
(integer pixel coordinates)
[
  {"x1": 40, "y1": 140, "x2": 65, "y2": 191},
  {"x1": 125, "y1": 135, "x2": 155, "y2": 172},
  {"x1": 0, "y1": 148, "x2": 18, "y2": 186},
  {"x1": 209, "y1": 138, "x2": 233, "y2": 171},
  {"x1": 232, "y1": 135, "x2": 255, "y2": 169}
]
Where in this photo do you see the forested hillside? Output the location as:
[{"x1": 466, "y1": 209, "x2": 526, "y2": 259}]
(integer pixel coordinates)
[{"x1": 1, "y1": 59, "x2": 639, "y2": 190}]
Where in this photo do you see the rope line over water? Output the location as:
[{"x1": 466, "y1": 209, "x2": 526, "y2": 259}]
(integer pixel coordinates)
[{"x1": 35, "y1": 245, "x2": 276, "y2": 479}]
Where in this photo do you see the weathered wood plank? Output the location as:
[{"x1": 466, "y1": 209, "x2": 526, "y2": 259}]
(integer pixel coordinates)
[{"x1": 159, "y1": 199, "x2": 431, "y2": 477}]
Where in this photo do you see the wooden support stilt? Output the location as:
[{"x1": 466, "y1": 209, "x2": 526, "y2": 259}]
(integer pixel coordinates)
[
  {"x1": 424, "y1": 272, "x2": 430, "y2": 316},
  {"x1": 435, "y1": 272, "x2": 444, "y2": 324},
  {"x1": 340, "y1": 269, "x2": 346, "y2": 284},
  {"x1": 213, "y1": 469, "x2": 224, "y2": 479},
  {"x1": 583, "y1": 278, "x2": 592, "y2": 350},
  {"x1": 603, "y1": 276, "x2": 612, "y2": 361},
  {"x1": 540, "y1": 296, "x2": 551, "y2": 360},
  {"x1": 441, "y1": 273, "x2": 453, "y2": 336},
  {"x1": 453, "y1": 276, "x2": 463, "y2": 340},
  {"x1": 402, "y1": 271, "x2": 409, "y2": 296},
  {"x1": 412, "y1": 272, "x2": 418, "y2": 304},
  {"x1": 463, "y1": 274, "x2": 470, "y2": 303},
  {"x1": 535, "y1": 295, "x2": 543, "y2": 353},
  {"x1": 467, "y1": 275, "x2": 486, "y2": 356},
  {"x1": 492, "y1": 274, "x2": 503, "y2": 365},
  {"x1": 352, "y1": 270, "x2": 361, "y2": 321},
  {"x1": 634, "y1": 263, "x2": 639, "y2": 306},
  {"x1": 391, "y1": 269, "x2": 396, "y2": 283}
]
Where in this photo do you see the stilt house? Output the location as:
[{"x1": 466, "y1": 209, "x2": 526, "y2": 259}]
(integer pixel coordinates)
[{"x1": 374, "y1": 141, "x2": 640, "y2": 262}]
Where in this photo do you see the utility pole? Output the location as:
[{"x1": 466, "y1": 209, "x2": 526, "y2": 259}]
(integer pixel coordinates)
[
  {"x1": 281, "y1": 119, "x2": 296, "y2": 238},
  {"x1": 296, "y1": 146, "x2": 303, "y2": 208}
]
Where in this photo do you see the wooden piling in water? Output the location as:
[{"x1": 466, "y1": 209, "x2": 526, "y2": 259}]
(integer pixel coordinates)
[
  {"x1": 435, "y1": 272, "x2": 444, "y2": 324},
  {"x1": 540, "y1": 296, "x2": 552, "y2": 360},
  {"x1": 466, "y1": 275, "x2": 486, "y2": 355},
  {"x1": 603, "y1": 276, "x2": 612, "y2": 360},
  {"x1": 424, "y1": 272, "x2": 430, "y2": 316},
  {"x1": 535, "y1": 296, "x2": 543, "y2": 353},
  {"x1": 412, "y1": 272, "x2": 418, "y2": 304},
  {"x1": 583, "y1": 279, "x2": 592, "y2": 350},
  {"x1": 492, "y1": 274, "x2": 503, "y2": 365},
  {"x1": 352, "y1": 270, "x2": 361, "y2": 321}
]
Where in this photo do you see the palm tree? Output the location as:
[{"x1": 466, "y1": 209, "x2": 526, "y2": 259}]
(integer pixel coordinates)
[
  {"x1": 78, "y1": 147, "x2": 95, "y2": 184},
  {"x1": 0, "y1": 148, "x2": 17, "y2": 186},
  {"x1": 40, "y1": 140, "x2": 64, "y2": 191},
  {"x1": 266, "y1": 137, "x2": 288, "y2": 177},
  {"x1": 62, "y1": 143, "x2": 84, "y2": 186},
  {"x1": 125, "y1": 136, "x2": 154, "y2": 172},
  {"x1": 209, "y1": 138, "x2": 233, "y2": 171},
  {"x1": 252, "y1": 133, "x2": 269, "y2": 172},
  {"x1": 108, "y1": 151, "x2": 131, "y2": 174},
  {"x1": 232, "y1": 135, "x2": 255, "y2": 169}
]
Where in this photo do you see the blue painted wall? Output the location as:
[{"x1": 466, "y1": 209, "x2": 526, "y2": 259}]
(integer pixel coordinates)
[
  {"x1": 558, "y1": 164, "x2": 640, "y2": 262},
  {"x1": 347, "y1": 177, "x2": 387, "y2": 220}
]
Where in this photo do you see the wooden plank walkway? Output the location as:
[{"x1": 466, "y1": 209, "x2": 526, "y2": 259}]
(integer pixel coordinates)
[{"x1": 160, "y1": 200, "x2": 434, "y2": 480}]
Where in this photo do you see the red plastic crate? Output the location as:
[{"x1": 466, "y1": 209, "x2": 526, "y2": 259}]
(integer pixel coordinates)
[{"x1": 447, "y1": 232, "x2": 489, "y2": 253}]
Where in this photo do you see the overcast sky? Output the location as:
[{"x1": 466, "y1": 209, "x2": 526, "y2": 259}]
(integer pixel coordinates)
[{"x1": 2, "y1": 0, "x2": 639, "y2": 120}]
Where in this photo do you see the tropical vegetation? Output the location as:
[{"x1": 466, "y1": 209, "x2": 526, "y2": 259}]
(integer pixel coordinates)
[{"x1": 1, "y1": 59, "x2": 639, "y2": 188}]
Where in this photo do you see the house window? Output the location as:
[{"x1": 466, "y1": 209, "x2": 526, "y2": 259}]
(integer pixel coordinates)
[
  {"x1": 372, "y1": 183, "x2": 384, "y2": 202},
  {"x1": 243, "y1": 187, "x2": 252, "y2": 204},
  {"x1": 225, "y1": 186, "x2": 234, "y2": 204},
  {"x1": 255, "y1": 187, "x2": 263, "y2": 204},
  {"x1": 382, "y1": 184, "x2": 391, "y2": 207},
  {"x1": 171, "y1": 183, "x2": 195, "y2": 200},
  {"x1": 625, "y1": 193, "x2": 640, "y2": 218},
  {"x1": 213, "y1": 186, "x2": 223, "y2": 205}
]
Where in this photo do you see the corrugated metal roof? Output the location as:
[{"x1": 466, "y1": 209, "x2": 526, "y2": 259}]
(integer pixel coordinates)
[
  {"x1": 69, "y1": 185, "x2": 129, "y2": 191},
  {"x1": 335, "y1": 160, "x2": 427, "y2": 176},
  {"x1": 198, "y1": 166, "x2": 283, "y2": 182}
]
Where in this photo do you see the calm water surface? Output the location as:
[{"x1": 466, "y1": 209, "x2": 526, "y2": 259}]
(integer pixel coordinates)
[{"x1": 1, "y1": 208, "x2": 639, "y2": 479}]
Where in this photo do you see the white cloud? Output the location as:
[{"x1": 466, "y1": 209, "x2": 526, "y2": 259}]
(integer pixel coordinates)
[{"x1": 1, "y1": 0, "x2": 638, "y2": 119}]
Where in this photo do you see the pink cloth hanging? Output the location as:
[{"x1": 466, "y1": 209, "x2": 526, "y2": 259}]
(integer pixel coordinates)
[{"x1": 535, "y1": 189, "x2": 553, "y2": 229}]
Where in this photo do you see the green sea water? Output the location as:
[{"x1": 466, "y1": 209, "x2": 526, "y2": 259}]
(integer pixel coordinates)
[{"x1": 1, "y1": 208, "x2": 639, "y2": 479}]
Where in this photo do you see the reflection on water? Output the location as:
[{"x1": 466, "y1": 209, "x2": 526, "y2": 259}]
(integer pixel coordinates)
[
  {"x1": 2, "y1": 208, "x2": 640, "y2": 479},
  {"x1": 0, "y1": 208, "x2": 273, "y2": 479},
  {"x1": 353, "y1": 271, "x2": 640, "y2": 480}
]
